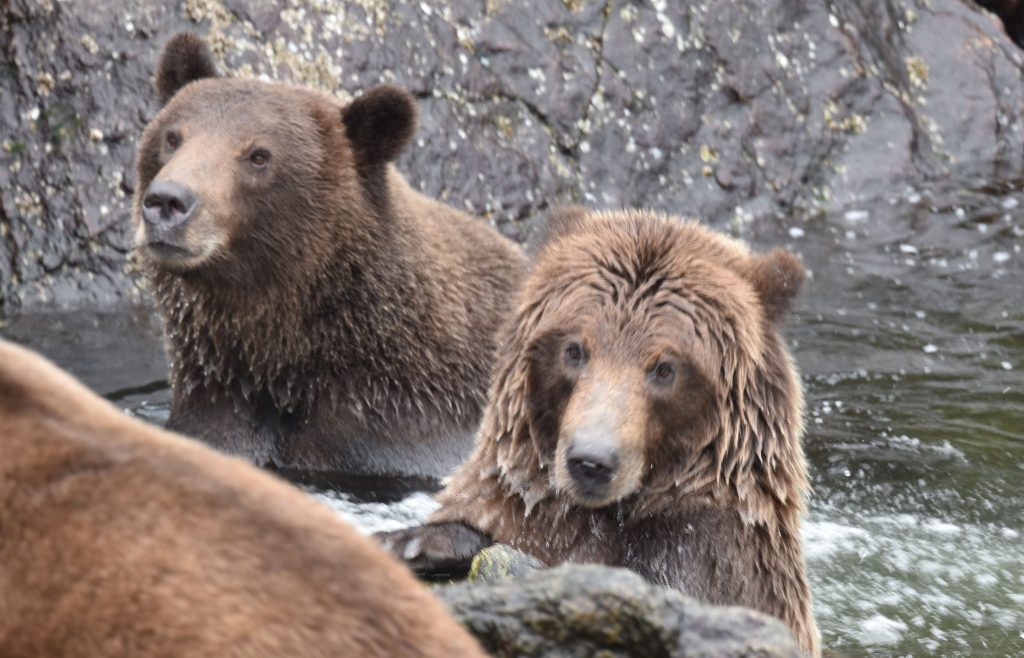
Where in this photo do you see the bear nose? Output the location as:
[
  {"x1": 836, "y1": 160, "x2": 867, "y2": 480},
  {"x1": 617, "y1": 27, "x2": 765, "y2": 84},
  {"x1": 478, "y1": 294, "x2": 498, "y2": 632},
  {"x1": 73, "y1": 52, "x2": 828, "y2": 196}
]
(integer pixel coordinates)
[
  {"x1": 566, "y1": 437, "x2": 618, "y2": 493},
  {"x1": 142, "y1": 180, "x2": 198, "y2": 229}
]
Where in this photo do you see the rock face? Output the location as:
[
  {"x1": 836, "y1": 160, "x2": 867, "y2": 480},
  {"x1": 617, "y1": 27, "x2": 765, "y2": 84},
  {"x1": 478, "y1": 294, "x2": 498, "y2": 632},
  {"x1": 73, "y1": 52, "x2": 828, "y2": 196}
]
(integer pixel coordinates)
[
  {"x1": 437, "y1": 563, "x2": 803, "y2": 658},
  {"x1": 2, "y1": 0, "x2": 1024, "y2": 312}
]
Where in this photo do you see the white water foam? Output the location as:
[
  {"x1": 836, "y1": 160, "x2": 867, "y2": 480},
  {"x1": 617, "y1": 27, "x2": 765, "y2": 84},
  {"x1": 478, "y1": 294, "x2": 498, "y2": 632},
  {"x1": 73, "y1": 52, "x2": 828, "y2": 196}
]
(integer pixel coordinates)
[
  {"x1": 854, "y1": 614, "x2": 909, "y2": 646},
  {"x1": 803, "y1": 504, "x2": 1024, "y2": 656},
  {"x1": 310, "y1": 489, "x2": 438, "y2": 535}
]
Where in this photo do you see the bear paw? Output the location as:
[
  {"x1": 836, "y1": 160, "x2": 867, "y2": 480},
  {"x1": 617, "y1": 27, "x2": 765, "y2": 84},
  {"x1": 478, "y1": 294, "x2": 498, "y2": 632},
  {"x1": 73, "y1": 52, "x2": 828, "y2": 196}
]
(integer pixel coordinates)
[{"x1": 375, "y1": 521, "x2": 493, "y2": 581}]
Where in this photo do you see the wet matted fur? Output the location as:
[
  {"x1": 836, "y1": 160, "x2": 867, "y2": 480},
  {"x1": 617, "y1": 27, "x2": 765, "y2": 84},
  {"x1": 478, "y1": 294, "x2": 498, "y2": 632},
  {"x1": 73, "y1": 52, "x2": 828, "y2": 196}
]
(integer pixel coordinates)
[
  {"x1": 134, "y1": 33, "x2": 526, "y2": 485},
  {"x1": 379, "y1": 208, "x2": 820, "y2": 655},
  {"x1": 0, "y1": 339, "x2": 484, "y2": 658}
]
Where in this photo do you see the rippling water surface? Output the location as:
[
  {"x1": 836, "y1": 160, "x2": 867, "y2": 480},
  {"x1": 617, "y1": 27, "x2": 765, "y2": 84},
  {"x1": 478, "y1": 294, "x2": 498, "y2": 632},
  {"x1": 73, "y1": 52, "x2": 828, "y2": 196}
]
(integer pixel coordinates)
[
  {"x1": 3, "y1": 178, "x2": 1021, "y2": 657},
  {"x1": 778, "y1": 181, "x2": 1024, "y2": 657}
]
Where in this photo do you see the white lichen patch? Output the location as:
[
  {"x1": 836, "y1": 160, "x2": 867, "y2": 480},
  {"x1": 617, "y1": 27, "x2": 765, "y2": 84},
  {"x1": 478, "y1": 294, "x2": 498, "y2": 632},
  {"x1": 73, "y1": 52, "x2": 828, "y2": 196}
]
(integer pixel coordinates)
[
  {"x1": 32, "y1": 70, "x2": 54, "y2": 98},
  {"x1": 652, "y1": 0, "x2": 676, "y2": 39},
  {"x1": 544, "y1": 25, "x2": 572, "y2": 47},
  {"x1": 185, "y1": 0, "x2": 236, "y2": 54},
  {"x1": 347, "y1": 0, "x2": 391, "y2": 36},
  {"x1": 267, "y1": 37, "x2": 342, "y2": 91},
  {"x1": 905, "y1": 55, "x2": 928, "y2": 89},
  {"x1": 823, "y1": 99, "x2": 867, "y2": 134}
]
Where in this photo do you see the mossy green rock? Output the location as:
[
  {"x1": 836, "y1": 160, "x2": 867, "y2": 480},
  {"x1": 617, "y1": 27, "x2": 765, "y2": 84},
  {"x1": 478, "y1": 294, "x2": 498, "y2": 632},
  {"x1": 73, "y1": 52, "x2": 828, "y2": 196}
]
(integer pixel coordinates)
[
  {"x1": 438, "y1": 564, "x2": 802, "y2": 658},
  {"x1": 468, "y1": 544, "x2": 544, "y2": 583}
]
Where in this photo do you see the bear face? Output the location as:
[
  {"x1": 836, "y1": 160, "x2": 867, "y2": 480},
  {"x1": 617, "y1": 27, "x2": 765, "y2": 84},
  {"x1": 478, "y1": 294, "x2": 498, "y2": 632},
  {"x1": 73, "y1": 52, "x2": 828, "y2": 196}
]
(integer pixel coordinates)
[
  {"x1": 524, "y1": 307, "x2": 719, "y2": 508},
  {"x1": 135, "y1": 80, "x2": 336, "y2": 274},
  {"x1": 134, "y1": 32, "x2": 414, "y2": 286},
  {"x1": 520, "y1": 208, "x2": 802, "y2": 509}
]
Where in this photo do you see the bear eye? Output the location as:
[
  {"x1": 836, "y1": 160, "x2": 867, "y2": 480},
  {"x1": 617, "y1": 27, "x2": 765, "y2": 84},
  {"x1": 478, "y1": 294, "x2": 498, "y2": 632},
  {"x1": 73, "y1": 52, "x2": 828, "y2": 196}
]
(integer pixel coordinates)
[
  {"x1": 248, "y1": 149, "x2": 271, "y2": 168},
  {"x1": 165, "y1": 131, "x2": 181, "y2": 149},
  {"x1": 563, "y1": 341, "x2": 586, "y2": 368},
  {"x1": 651, "y1": 361, "x2": 676, "y2": 385}
]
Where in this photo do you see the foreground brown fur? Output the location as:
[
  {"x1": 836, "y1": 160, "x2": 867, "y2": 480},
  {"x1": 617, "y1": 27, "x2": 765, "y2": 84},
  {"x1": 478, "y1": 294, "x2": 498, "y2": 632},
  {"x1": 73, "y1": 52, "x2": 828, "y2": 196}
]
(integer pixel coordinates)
[
  {"x1": 134, "y1": 34, "x2": 525, "y2": 485},
  {"x1": 379, "y1": 208, "x2": 820, "y2": 655},
  {"x1": 0, "y1": 339, "x2": 484, "y2": 658}
]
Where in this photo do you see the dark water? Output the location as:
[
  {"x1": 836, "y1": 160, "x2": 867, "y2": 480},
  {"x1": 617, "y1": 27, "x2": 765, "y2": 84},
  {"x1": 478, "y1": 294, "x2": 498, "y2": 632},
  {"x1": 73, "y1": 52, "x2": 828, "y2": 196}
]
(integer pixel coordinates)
[
  {"x1": 2, "y1": 179, "x2": 1021, "y2": 657},
  {"x1": 752, "y1": 180, "x2": 1024, "y2": 657}
]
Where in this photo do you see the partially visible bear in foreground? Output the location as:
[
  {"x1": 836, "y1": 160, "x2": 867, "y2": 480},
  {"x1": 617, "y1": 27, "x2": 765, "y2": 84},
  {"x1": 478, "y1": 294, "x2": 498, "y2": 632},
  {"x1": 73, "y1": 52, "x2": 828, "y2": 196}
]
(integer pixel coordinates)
[
  {"x1": 378, "y1": 208, "x2": 820, "y2": 655},
  {"x1": 134, "y1": 33, "x2": 525, "y2": 486},
  {"x1": 0, "y1": 339, "x2": 484, "y2": 658}
]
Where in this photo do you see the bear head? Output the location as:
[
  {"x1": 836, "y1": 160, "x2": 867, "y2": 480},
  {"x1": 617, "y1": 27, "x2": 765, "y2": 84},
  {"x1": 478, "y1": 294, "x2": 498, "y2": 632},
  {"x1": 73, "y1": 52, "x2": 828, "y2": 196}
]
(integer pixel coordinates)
[
  {"x1": 133, "y1": 32, "x2": 416, "y2": 287},
  {"x1": 502, "y1": 208, "x2": 805, "y2": 511}
]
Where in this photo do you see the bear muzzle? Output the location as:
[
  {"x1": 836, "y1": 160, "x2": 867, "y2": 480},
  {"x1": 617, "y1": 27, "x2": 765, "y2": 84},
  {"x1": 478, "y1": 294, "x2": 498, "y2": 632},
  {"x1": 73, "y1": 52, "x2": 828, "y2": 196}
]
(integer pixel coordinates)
[
  {"x1": 554, "y1": 376, "x2": 648, "y2": 508},
  {"x1": 565, "y1": 435, "x2": 619, "y2": 500},
  {"x1": 142, "y1": 180, "x2": 198, "y2": 234},
  {"x1": 140, "y1": 180, "x2": 203, "y2": 264}
]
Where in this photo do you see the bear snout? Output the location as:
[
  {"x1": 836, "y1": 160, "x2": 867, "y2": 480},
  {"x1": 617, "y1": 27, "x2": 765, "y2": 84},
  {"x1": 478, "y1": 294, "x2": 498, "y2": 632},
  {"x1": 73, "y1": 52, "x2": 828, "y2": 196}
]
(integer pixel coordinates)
[
  {"x1": 142, "y1": 180, "x2": 199, "y2": 234},
  {"x1": 566, "y1": 437, "x2": 619, "y2": 497},
  {"x1": 556, "y1": 376, "x2": 648, "y2": 507}
]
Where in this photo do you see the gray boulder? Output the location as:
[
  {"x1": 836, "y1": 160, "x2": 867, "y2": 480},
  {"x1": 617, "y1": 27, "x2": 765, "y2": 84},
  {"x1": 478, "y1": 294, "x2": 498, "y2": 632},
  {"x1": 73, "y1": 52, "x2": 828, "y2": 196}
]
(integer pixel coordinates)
[
  {"x1": 437, "y1": 563, "x2": 803, "y2": 658},
  {"x1": 2, "y1": 0, "x2": 1024, "y2": 311}
]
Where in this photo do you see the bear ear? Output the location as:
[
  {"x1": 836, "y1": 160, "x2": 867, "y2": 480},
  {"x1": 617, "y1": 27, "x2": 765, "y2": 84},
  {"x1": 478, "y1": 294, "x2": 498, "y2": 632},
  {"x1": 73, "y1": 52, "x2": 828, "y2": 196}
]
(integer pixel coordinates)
[
  {"x1": 155, "y1": 32, "x2": 219, "y2": 106},
  {"x1": 529, "y1": 205, "x2": 591, "y2": 256},
  {"x1": 341, "y1": 85, "x2": 417, "y2": 165},
  {"x1": 747, "y1": 249, "x2": 805, "y2": 323}
]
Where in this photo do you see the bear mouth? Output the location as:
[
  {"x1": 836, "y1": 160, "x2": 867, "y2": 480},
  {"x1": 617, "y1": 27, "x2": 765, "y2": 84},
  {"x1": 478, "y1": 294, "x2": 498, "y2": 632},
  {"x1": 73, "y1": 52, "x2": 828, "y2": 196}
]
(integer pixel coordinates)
[
  {"x1": 556, "y1": 446, "x2": 646, "y2": 510},
  {"x1": 559, "y1": 459, "x2": 623, "y2": 509},
  {"x1": 565, "y1": 484, "x2": 617, "y2": 508},
  {"x1": 145, "y1": 240, "x2": 201, "y2": 267}
]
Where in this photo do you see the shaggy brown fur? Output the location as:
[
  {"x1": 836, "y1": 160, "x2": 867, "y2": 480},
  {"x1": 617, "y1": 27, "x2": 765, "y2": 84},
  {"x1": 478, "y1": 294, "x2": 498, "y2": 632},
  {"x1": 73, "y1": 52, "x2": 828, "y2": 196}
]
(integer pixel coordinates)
[
  {"x1": 379, "y1": 208, "x2": 820, "y2": 655},
  {"x1": 0, "y1": 339, "x2": 484, "y2": 658},
  {"x1": 134, "y1": 33, "x2": 526, "y2": 485}
]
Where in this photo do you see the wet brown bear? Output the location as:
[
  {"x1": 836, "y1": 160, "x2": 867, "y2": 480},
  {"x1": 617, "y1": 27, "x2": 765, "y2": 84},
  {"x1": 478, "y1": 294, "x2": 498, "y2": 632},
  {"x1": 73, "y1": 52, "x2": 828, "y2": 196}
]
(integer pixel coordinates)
[
  {"x1": 0, "y1": 339, "x2": 485, "y2": 658},
  {"x1": 133, "y1": 33, "x2": 526, "y2": 487},
  {"x1": 378, "y1": 208, "x2": 820, "y2": 655}
]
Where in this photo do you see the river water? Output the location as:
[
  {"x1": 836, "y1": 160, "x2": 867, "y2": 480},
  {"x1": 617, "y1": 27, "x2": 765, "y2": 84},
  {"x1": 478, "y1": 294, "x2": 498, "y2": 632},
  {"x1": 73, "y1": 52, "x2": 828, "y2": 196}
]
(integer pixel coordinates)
[{"x1": 2, "y1": 179, "x2": 1021, "y2": 657}]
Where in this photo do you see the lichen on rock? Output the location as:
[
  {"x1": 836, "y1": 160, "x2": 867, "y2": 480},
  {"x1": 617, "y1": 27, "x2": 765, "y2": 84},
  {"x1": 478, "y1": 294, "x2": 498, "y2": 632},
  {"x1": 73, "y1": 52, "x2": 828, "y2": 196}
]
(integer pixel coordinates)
[
  {"x1": 3, "y1": 0, "x2": 1024, "y2": 312},
  {"x1": 467, "y1": 543, "x2": 544, "y2": 583}
]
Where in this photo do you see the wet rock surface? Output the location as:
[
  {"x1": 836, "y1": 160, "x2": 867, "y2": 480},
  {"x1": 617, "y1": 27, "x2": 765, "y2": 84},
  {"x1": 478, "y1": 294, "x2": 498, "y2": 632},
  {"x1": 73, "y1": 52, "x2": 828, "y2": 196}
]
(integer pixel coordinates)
[
  {"x1": 2, "y1": 0, "x2": 1024, "y2": 312},
  {"x1": 437, "y1": 564, "x2": 802, "y2": 658}
]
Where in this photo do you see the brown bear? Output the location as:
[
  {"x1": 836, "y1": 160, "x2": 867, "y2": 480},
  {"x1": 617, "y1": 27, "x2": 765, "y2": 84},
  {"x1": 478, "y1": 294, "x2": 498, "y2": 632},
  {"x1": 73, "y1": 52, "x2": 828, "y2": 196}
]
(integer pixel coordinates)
[
  {"x1": 378, "y1": 208, "x2": 821, "y2": 655},
  {"x1": 0, "y1": 338, "x2": 485, "y2": 658},
  {"x1": 133, "y1": 33, "x2": 526, "y2": 489}
]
